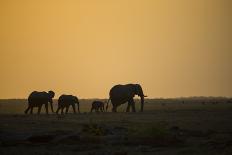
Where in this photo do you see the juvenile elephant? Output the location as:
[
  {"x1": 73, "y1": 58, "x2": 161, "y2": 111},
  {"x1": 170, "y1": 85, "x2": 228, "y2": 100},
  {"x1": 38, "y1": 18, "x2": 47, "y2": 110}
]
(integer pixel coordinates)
[
  {"x1": 56, "y1": 95, "x2": 80, "y2": 114},
  {"x1": 24, "y1": 91, "x2": 55, "y2": 114},
  {"x1": 106, "y1": 84, "x2": 147, "y2": 112},
  {"x1": 90, "y1": 101, "x2": 105, "y2": 113}
]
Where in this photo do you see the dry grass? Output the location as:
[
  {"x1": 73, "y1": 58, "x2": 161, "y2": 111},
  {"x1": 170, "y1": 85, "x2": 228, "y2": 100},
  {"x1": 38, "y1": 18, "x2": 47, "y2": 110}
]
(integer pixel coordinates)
[{"x1": 0, "y1": 98, "x2": 232, "y2": 155}]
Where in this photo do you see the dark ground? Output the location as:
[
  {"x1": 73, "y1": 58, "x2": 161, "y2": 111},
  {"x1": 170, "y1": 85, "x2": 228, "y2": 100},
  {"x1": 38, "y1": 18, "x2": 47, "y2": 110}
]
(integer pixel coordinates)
[{"x1": 0, "y1": 99, "x2": 232, "y2": 155}]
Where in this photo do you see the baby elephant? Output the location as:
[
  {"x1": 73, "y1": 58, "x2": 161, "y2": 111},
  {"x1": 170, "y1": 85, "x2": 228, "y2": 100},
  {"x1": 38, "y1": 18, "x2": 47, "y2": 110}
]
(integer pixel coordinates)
[
  {"x1": 91, "y1": 101, "x2": 105, "y2": 113},
  {"x1": 56, "y1": 95, "x2": 80, "y2": 114}
]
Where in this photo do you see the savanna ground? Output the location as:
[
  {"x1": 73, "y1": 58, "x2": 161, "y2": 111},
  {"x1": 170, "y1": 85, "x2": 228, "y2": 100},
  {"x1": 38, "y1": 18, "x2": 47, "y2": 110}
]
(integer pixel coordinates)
[{"x1": 0, "y1": 98, "x2": 232, "y2": 155}]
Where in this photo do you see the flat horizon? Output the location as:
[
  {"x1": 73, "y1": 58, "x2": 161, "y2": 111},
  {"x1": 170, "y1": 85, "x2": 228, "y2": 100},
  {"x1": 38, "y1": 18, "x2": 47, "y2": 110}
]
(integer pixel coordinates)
[{"x1": 0, "y1": 96, "x2": 231, "y2": 100}]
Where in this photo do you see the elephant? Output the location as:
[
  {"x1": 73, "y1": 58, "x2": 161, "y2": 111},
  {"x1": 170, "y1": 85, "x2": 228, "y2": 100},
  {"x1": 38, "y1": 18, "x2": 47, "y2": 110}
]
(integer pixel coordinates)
[
  {"x1": 24, "y1": 91, "x2": 55, "y2": 114},
  {"x1": 106, "y1": 84, "x2": 147, "y2": 112},
  {"x1": 90, "y1": 101, "x2": 105, "y2": 113},
  {"x1": 56, "y1": 95, "x2": 80, "y2": 114}
]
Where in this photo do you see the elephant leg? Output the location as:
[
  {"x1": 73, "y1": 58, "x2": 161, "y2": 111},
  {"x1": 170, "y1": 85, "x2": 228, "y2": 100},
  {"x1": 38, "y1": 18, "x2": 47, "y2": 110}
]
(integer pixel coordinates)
[
  {"x1": 90, "y1": 107, "x2": 93, "y2": 113},
  {"x1": 38, "y1": 105, "x2": 42, "y2": 114},
  {"x1": 129, "y1": 99, "x2": 136, "y2": 112},
  {"x1": 112, "y1": 106, "x2": 117, "y2": 112},
  {"x1": 126, "y1": 103, "x2": 131, "y2": 112},
  {"x1": 111, "y1": 101, "x2": 118, "y2": 112},
  {"x1": 100, "y1": 107, "x2": 104, "y2": 112},
  {"x1": 25, "y1": 105, "x2": 30, "y2": 114},
  {"x1": 61, "y1": 107, "x2": 64, "y2": 114},
  {"x1": 65, "y1": 105, "x2": 70, "y2": 114},
  {"x1": 45, "y1": 103, "x2": 49, "y2": 114},
  {"x1": 102, "y1": 105, "x2": 105, "y2": 112},
  {"x1": 72, "y1": 104, "x2": 76, "y2": 114},
  {"x1": 29, "y1": 106, "x2": 34, "y2": 114},
  {"x1": 56, "y1": 106, "x2": 61, "y2": 114},
  {"x1": 77, "y1": 103, "x2": 80, "y2": 113}
]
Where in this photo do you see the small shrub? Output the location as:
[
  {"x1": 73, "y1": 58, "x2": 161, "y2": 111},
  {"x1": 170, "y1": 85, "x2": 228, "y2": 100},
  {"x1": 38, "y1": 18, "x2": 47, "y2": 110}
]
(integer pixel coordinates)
[{"x1": 82, "y1": 124, "x2": 109, "y2": 136}]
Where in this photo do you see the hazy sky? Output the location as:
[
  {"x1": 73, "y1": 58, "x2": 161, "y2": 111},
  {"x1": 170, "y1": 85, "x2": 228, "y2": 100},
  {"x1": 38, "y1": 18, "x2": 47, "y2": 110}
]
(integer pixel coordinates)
[{"x1": 0, "y1": 0, "x2": 231, "y2": 99}]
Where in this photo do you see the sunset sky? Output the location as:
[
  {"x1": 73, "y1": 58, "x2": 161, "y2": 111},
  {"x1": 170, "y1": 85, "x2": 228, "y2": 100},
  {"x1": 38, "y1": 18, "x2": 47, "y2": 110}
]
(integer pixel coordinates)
[{"x1": 0, "y1": 0, "x2": 231, "y2": 99}]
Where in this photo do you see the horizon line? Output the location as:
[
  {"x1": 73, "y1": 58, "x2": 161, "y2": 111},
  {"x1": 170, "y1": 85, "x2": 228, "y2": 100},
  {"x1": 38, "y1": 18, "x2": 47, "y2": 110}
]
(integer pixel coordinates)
[{"x1": 0, "y1": 96, "x2": 231, "y2": 100}]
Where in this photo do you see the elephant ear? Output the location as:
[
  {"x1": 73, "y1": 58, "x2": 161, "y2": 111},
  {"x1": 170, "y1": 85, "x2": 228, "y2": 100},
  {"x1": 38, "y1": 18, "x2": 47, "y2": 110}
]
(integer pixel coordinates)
[
  {"x1": 135, "y1": 84, "x2": 144, "y2": 96},
  {"x1": 75, "y1": 96, "x2": 79, "y2": 102},
  {"x1": 134, "y1": 84, "x2": 140, "y2": 95},
  {"x1": 48, "y1": 91, "x2": 55, "y2": 98}
]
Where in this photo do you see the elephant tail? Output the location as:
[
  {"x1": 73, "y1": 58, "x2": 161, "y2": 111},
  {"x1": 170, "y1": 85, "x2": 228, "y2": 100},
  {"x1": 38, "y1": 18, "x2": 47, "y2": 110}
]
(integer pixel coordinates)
[{"x1": 105, "y1": 98, "x2": 111, "y2": 112}]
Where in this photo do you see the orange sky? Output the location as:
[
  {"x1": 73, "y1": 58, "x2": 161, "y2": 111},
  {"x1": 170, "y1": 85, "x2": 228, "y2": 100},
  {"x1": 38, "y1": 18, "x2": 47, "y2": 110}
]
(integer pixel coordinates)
[{"x1": 0, "y1": 0, "x2": 231, "y2": 99}]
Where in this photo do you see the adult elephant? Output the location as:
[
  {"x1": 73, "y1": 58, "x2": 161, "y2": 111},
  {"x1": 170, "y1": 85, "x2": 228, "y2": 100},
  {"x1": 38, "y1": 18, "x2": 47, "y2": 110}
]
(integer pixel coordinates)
[
  {"x1": 24, "y1": 91, "x2": 55, "y2": 114},
  {"x1": 106, "y1": 84, "x2": 147, "y2": 112},
  {"x1": 56, "y1": 95, "x2": 80, "y2": 114}
]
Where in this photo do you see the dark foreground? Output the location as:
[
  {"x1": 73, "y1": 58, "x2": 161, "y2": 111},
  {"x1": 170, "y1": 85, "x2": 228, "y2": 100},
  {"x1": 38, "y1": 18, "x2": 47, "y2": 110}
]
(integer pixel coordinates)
[{"x1": 0, "y1": 107, "x2": 232, "y2": 155}]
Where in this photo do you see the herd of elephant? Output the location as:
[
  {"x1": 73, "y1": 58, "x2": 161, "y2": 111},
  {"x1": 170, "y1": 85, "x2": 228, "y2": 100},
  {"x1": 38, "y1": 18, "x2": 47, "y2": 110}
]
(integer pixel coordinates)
[{"x1": 24, "y1": 84, "x2": 147, "y2": 114}]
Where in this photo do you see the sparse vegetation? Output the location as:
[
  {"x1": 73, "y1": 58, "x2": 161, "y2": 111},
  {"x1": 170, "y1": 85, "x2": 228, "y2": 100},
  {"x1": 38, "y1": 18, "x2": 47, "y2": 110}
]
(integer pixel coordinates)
[{"x1": 0, "y1": 98, "x2": 232, "y2": 155}]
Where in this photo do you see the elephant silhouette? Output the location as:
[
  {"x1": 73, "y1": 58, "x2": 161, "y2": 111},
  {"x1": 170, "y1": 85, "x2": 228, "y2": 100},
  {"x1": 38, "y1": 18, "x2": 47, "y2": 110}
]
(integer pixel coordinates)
[
  {"x1": 106, "y1": 84, "x2": 147, "y2": 112},
  {"x1": 56, "y1": 94, "x2": 80, "y2": 114},
  {"x1": 24, "y1": 91, "x2": 55, "y2": 114}
]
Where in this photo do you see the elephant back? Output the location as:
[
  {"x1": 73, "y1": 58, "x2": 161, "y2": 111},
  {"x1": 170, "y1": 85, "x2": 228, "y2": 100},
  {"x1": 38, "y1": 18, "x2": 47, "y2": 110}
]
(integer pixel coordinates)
[
  {"x1": 92, "y1": 101, "x2": 103, "y2": 107},
  {"x1": 58, "y1": 95, "x2": 78, "y2": 104},
  {"x1": 28, "y1": 91, "x2": 50, "y2": 103},
  {"x1": 110, "y1": 84, "x2": 135, "y2": 98}
]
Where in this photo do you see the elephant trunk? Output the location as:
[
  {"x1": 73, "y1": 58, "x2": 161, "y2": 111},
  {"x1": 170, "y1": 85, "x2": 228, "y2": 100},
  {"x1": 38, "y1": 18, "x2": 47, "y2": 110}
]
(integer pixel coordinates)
[
  {"x1": 140, "y1": 96, "x2": 144, "y2": 112},
  {"x1": 50, "y1": 102, "x2": 54, "y2": 113},
  {"x1": 77, "y1": 102, "x2": 80, "y2": 113}
]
